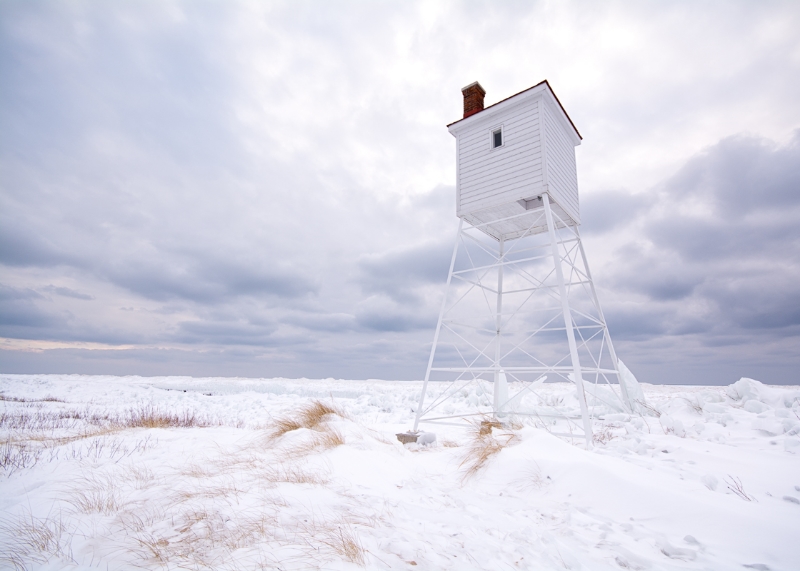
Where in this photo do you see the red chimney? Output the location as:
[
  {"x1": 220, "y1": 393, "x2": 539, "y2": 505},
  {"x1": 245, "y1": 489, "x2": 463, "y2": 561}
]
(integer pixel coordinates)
[{"x1": 461, "y1": 81, "x2": 486, "y2": 118}]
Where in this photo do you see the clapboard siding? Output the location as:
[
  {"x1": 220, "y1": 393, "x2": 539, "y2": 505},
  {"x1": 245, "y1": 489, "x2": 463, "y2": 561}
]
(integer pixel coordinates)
[
  {"x1": 461, "y1": 167, "x2": 544, "y2": 201},
  {"x1": 459, "y1": 128, "x2": 540, "y2": 163},
  {"x1": 460, "y1": 147, "x2": 543, "y2": 187},
  {"x1": 463, "y1": 180, "x2": 546, "y2": 213},
  {"x1": 542, "y1": 99, "x2": 579, "y2": 223},
  {"x1": 458, "y1": 111, "x2": 540, "y2": 151},
  {"x1": 458, "y1": 116, "x2": 540, "y2": 163},
  {"x1": 457, "y1": 97, "x2": 544, "y2": 214},
  {"x1": 457, "y1": 103, "x2": 540, "y2": 149},
  {"x1": 450, "y1": 84, "x2": 581, "y2": 226},
  {"x1": 459, "y1": 140, "x2": 542, "y2": 178},
  {"x1": 461, "y1": 158, "x2": 543, "y2": 194}
]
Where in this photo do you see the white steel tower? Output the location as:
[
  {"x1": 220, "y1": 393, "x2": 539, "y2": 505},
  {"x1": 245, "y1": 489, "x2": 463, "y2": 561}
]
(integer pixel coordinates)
[{"x1": 413, "y1": 81, "x2": 638, "y2": 446}]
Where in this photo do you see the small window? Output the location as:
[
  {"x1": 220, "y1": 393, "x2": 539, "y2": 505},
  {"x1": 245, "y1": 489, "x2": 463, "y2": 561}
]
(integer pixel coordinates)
[{"x1": 493, "y1": 128, "x2": 503, "y2": 148}]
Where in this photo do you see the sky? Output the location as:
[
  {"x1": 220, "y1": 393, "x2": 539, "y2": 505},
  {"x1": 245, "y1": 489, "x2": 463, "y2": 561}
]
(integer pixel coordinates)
[{"x1": 1, "y1": 0, "x2": 799, "y2": 385}]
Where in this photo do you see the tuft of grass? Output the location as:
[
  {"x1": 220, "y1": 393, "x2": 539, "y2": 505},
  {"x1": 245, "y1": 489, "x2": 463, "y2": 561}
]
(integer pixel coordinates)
[
  {"x1": 513, "y1": 463, "x2": 545, "y2": 491},
  {"x1": 130, "y1": 531, "x2": 170, "y2": 563},
  {"x1": 173, "y1": 479, "x2": 245, "y2": 503},
  {"x1": 269, "y1": 400, "x2": 346, "y2": 439},
  {"x1": 271, "y1": 417, "x2": 303, "y2": 437},
  {"x1": 127, "y1": 464, "x2": 157, "y2": 490},
  {"x1": 299, "y1": 516, "x2": 367, "y2": 567},
  {"x1": 476, "y1": 419, "x2": 504, "y2": 437},
  {"x1": 181, "y1": 462, "x2": 218, "y2": 479},
  {"x1": 125, "y1": 403, "x2": 212, "y2": 429},
  {"x1": 0, "y1": 510, "x2": 73, "y2": 569},
  {"x1": 65, "y1": 473, "x2": 125, "y2": 515},
  {"x1": 0, "y1": 440, "x2": 43, "y2": 475},
  {"x1": 312, "y1": 428, "x2": 345, "y2": 449},
  {"x1": 322, "y1": 524, "x2": 366, "y2": 566},
  {"x1": 592, "y1": 425, "x2": 617, "y2": 445},
  {"x1": 282, "y1": 424, "x2": 345, "y2": 459},
  {"x1": 459, "y1": 418, "x2": 519, "y2": 481},
  {"x1": 284, "y1": 426, "x2": 347, "y2": 459},
  {"x1": 259, "y1": 461, "x2": 328, "y2": 485},
  {"x1": 0, "y1": 409, "x2": 86, "y2": 432},
  {"x1": 118, "y1": 505, "x2": 168, "y2": 535}
]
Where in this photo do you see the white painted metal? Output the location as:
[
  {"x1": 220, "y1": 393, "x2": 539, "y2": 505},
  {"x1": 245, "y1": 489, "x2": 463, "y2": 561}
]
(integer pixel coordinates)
[
  {"x1": 412, "y1": 200, "x2": 629, "y2": 445},
  {"x1": 543, "y1": 193, "x2": 592, "y2": 447},
  {"x1": 413, "y1": 220, "x2": 462, "y2": 432},
  {"x1": 493, "y1": 237, "x2": 505, "y2": 418},
  {"x1": 577, "y1": 234, "x2": 629, "y2": 408},
  {"x1": 413, "y1": 81, "x2": 633, "y2": 446}
]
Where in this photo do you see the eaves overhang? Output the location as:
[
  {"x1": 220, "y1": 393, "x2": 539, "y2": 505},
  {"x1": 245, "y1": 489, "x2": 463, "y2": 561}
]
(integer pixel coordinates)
[{"x1": 446, "y1": 79, "x2": 582, "y2": 141}]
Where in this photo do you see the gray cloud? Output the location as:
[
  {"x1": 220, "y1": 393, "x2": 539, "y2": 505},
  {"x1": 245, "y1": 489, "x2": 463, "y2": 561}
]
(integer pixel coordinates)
[
  {"x1": 176, "y1": 319, "x2": 278, "y2": 346},
  {"x1": 354, "y1": 294, "x2": 434, "y2": 332},
  {"x1": 104, "y1": 256, "x2": 318, "y2": 303},
  {"x1": 283, "y1": 312, "x2": 357, "y2": 333},
  {"x1": 648, "y1": 132, "x2": 800, "y2": 262},
  {"x1": 666, "y1": 133, "x2": 800, "y2": 215},
  {"x1": 0, "y1": 284, "x2": 55, "y2": 329},
  {"x1": 358, "y1": 239, "x2": 452, "y2": 303},
  {"x1": 601, "y1": 303, "x2": 675, "y2": 341},
  {"x1": 580, "y1": 190, "x2": 654, "y2": 235},
  {"x1": 1, "y1": 1, "x2": 799, "y2": 384},
  {"x1": 355, "y1": 310, "x2": 431, "y2": 333},
  {"x1": 41, "y1": 285, "x2": 94, "y2": 300},
  {"x1": 603, "y1": 131, "x2": 800, "y2": 347}
]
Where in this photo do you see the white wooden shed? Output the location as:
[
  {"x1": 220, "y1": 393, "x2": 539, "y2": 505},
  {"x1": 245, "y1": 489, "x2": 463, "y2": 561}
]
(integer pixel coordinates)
[{"x1": 447, "y1": 80, "x2": 582, "y2": 241}]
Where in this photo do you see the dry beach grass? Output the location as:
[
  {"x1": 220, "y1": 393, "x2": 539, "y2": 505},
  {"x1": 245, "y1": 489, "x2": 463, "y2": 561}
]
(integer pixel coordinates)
[
  {"x1": 459, "y1": 418, "x2": 520, "y2": 481},
  {"x1": 0, "y1": 396, "x2": 377, "y2": 570}
]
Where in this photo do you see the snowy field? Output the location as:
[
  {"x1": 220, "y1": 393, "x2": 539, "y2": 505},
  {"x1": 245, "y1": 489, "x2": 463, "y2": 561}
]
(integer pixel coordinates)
[{"x1": 1, "y1": 374, "x2": 799, "y2": 571}]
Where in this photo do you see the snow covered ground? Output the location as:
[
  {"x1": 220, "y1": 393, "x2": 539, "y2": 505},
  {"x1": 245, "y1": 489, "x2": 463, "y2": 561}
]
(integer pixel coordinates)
[{"x1": 1, "y1": 374, "x2": 799, "y2": 570}]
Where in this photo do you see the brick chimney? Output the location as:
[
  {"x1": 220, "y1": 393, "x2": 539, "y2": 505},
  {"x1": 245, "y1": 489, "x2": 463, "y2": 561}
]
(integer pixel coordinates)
[{"x1": 461, "y1": 81, "x2": 486, "y2": 118}]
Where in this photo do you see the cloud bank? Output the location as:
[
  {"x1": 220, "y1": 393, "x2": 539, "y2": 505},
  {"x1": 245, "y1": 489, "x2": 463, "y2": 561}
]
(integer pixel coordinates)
[{"x1": 1, "y1": 1, "x2": 799, "y2": 384}]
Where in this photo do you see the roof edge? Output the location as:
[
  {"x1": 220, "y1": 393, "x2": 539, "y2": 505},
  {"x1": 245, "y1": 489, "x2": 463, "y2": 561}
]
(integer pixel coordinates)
[{"x1": 446, "y1": 79, "x2": 582, "y2": 140}]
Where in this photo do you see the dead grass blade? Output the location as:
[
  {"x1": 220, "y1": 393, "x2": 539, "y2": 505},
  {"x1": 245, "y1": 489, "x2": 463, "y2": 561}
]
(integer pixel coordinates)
[
  {"x1": 321, "y1": 523, "x2": 366, "y2": 566},
  {"x1": 263, "y1": 463, "x2": 328, "y2": 485},
  {"x1": 460, "y1": 418, "x2": 519, "y2": 481},
  {"x1": 725, "y1": 475, "x2": 756, "y2": 502},
  {"x1": 268, "y1": 400, "x2": 346, "y2": 439},
  {"x1": 125, "y1": 403, "x2": 214, "y2": 428},
  {"x1": 298, "y1": 514, "x2": 367, "y2": 567},
  {"x1": 0, "y1": 394, "x2": 64, "y2": 403},
  {"x1": 0, "y1": 440, "x2": 43, "y2": 475},
  {"x1": 65, "y1": 473, "x2": 125, "y2": 515},
  {"x1": 0, "y1": 510, "x2": 74, "y2": 569}
]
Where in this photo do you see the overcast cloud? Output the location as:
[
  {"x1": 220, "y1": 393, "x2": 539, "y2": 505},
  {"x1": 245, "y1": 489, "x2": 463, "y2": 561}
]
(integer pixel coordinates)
[{"x1": 1, "y1": 0, "x2": 799, "y2": 384}]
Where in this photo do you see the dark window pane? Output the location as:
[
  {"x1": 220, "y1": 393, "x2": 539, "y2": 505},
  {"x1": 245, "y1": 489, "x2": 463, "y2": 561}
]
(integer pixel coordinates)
[{"x1": 493, "y1": 130, "x2": 502, "y2": 148}]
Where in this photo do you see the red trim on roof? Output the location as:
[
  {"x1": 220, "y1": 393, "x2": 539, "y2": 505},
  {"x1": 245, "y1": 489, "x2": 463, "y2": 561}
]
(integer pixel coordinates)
[{"x1": 446, "y1": 79, "x2": 582, "y2": 140}]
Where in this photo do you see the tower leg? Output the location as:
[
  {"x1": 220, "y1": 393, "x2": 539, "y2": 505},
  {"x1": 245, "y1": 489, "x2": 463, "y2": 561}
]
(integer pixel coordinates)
[
  {"x1": 543, "y1": 194, "x2": 593, "y2": 448},
  {"x1": 413, "y1": 220, "x2": 463, "y2": 432},
  {"x1": 493, "y1": 237, "x2": 505, "y2": 418},
  {"x1": 576, "y1": 230, "x2": 631, "y2": 411}
]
